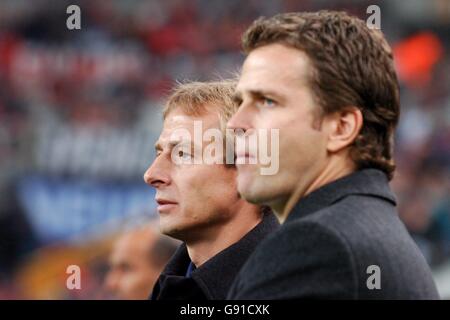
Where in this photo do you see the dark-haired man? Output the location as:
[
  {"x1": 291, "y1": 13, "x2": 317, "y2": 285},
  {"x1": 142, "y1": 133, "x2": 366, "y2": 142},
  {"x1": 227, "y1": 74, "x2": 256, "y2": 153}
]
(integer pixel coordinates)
[{"x1": 227, "y1": 11, "x2": 439, "y2": 299}]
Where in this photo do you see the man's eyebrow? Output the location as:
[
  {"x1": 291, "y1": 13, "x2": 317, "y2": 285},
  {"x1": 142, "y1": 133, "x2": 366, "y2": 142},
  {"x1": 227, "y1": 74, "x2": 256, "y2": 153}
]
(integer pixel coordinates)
[
  {"x1": 236, "y1": 88, "x2": 284, "y2": 102},
  {"x1": 154, "y1": 141, "x2": 163, "y2": 152},
  {"x1": 155, "y1": 140, "x2": 182, "y2": 152},
  {"x1": 169, "y1": 138, "x2": 186, "y2": 147},
  {"x1": 232, "y1": 91, "x2": 243, "y2": 104},
  {"x1": 247, "y1": 89, "x2": 281, "y2": 100},
  {"x1": 169, "y1": 139, "x2": 196, "y2": 152}
]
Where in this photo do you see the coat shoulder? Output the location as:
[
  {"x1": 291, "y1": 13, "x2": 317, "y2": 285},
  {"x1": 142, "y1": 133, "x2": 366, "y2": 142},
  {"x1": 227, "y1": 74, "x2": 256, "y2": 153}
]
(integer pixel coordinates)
[
  {"x1": 229, "y1": 195, "x2": 440, "y2": 299},
  {"x1": 228, "y1": 219, "x2": 357, "y2": 299}
]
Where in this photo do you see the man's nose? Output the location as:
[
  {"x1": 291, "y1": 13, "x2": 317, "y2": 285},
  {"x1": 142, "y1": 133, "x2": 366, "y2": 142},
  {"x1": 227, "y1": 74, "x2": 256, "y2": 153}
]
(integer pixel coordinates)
[
  {"x1": 227, "y1": 102, "x2": 252, "y2": 133},
  {"x1": 143, "y1": 155, "x2": 171, "y2": 188}
]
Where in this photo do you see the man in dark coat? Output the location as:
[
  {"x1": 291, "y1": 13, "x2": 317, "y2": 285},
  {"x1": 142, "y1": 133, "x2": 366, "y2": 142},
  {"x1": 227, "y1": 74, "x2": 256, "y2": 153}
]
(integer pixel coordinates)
[
  {"x1": 151, "y1": 211, "x2": 277, "y2": 299},
  {"x1": 227, "y1": 11, "x2": 439, "y2": 299},
  {"x1": 143, "y1": 81, "x2": 279, "y2": 300}
]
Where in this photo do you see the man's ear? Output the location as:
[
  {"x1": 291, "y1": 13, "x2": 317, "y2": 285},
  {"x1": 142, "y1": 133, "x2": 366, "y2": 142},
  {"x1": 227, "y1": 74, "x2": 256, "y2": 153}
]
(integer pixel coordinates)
[{"x1": 324, "y1": 107, "x2": 363, "y2": 153}]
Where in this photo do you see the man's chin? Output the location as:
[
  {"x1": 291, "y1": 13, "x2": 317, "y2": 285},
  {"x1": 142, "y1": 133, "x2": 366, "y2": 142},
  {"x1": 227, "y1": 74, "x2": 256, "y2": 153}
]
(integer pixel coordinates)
[
  {"x1": 159, "y1": 221, "x2": 190, "y2": 240},
  {"x1": 238, "y1": 174, "x2": 285, "y2": 208},
  {"x1": 237, "y1": 177, "x2": 265, "y2": 205}
]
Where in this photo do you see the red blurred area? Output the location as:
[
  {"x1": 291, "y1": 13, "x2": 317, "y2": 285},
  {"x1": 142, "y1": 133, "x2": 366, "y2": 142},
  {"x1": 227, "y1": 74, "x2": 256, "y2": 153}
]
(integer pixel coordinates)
[{"x1": 394, "y1": 32, "x2": 444, "y2": 88}]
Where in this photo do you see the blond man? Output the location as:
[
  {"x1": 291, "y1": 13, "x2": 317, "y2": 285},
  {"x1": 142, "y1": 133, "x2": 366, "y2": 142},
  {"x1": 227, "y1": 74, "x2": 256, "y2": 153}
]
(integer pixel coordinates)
[{"x1": 143, "y1": 80, "x2": 278, "y2": 300}]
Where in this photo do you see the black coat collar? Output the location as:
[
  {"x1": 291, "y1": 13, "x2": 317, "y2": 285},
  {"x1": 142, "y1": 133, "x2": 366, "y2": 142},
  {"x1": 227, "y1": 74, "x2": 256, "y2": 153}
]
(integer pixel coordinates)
[
  {"x1": 286, "y1": 169, "x2": 396, "y2": 223},
  {"x1": 151, "y1": 212, "x2": 279, "y2": 300}
]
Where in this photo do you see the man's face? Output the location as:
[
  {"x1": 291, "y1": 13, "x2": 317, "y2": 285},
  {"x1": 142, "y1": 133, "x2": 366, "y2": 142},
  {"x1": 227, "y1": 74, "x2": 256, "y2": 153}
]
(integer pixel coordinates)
[
  {"x1": 228, "y1": 44, "x2": 328, "y2": 213},
  {"x1": 144, "y1": 109, "x2": 240, "y2": 240},
  {"x1": 105, "y1": 233, "x2": 161, "y2": 300}
]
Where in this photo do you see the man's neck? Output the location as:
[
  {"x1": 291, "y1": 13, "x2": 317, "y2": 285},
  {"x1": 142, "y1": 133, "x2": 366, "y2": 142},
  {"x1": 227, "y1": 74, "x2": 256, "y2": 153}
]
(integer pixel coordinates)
[
  {"x1": 185, "y1": 205, "x2": 262, "y2": 267},
  {"x1": 277, "y1": 158, "x2": 356, "y2": 223}
]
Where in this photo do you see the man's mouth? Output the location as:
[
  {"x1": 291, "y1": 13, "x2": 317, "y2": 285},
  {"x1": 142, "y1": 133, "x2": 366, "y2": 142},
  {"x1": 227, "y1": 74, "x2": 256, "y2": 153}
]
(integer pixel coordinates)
[
  {"x1": 235, "y1": 152, "x2": 256, "y2": 164},
  {"x1": 155, "y1": 198, "x2": 178, "y2": 213}
]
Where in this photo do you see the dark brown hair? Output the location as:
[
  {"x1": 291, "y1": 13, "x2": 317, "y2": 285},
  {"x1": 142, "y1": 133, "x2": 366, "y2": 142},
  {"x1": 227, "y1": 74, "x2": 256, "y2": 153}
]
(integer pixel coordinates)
[{"x1": 242, "y1": 11, "x2": 400, "y2": 180}]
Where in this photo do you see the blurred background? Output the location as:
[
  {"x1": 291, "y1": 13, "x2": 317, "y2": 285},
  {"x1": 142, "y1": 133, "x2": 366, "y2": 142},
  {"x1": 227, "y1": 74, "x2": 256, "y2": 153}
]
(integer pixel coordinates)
[{"x1": 0, "y1": 0, "x2": 449, "y2": 299}]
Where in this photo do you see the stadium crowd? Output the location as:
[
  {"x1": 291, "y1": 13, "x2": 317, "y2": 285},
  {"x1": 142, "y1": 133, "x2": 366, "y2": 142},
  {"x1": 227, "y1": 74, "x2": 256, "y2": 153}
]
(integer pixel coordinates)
[{"x1": 0, "y1": 0, "x2": 449, "y2": 298}]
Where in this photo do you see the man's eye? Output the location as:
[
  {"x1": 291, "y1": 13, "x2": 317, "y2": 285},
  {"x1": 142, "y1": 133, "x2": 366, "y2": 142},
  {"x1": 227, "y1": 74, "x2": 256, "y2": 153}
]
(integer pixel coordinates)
[
  {"x1": 257, "y1": 97, "x2": 276, "y2": 108},
  {"x1": 263, "y1": 98, "x2": 275, "y2": 107},
  {"x1": 178, "y1": 150, "x2": 191, "y2": 159}
]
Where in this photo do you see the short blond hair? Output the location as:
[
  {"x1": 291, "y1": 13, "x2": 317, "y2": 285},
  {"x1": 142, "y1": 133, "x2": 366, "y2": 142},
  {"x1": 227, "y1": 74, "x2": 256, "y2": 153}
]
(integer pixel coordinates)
[{"x1": 163, "y1": 80, "x2": 237, "y2": 132}]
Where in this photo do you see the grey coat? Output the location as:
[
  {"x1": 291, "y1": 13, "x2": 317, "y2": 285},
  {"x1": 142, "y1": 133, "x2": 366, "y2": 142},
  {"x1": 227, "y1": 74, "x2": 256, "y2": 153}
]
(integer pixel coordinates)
[{"x1": 228, "y1": 169, "x2": 440, "y2": 299}]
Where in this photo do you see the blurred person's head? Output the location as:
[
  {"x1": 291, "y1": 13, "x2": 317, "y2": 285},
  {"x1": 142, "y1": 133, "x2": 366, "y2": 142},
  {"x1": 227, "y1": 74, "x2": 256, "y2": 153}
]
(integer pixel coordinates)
[
  {"x1": 143, "y1": 80, "x2": 263, "y2": 265},
  {"x1": 105, "y1": 225, "x2": 178, "y2": 299},
  {"x1": 228, "y1": 11, "x2": 400, "y2": 221}
]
